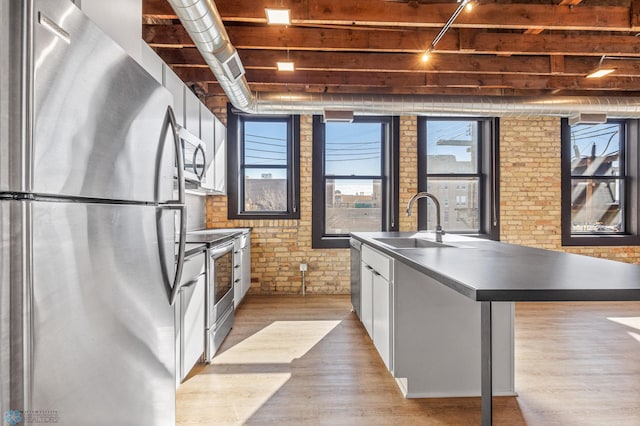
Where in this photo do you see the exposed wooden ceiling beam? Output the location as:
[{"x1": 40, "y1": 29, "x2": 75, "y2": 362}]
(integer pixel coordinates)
[
  {"x1": 143, "y1": 0, "x2": 635, "y2": 32},
  {"x1": 157, "y1": 48, "x2": 640, "y2": 77},
  {"x1": 204, "y1": 81, "x2": 640, "y2": 98},
  {"x1": 203, "y1": 82, "x2": 561, "y2": 97},
  {"x1": 144, "y1": 25, "x2": 640, "y2": 58},
  {"x1": 172, "y1": 67, "x2": 640, "y2": 91}
]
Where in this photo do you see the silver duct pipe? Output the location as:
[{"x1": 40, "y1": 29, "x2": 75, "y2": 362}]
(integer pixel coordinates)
[
  {"x1": 252, "y1": 93, "x2": 640, "y2": 117},
  {"x1": 168, "y1": 0, "x2": 640, "y2": 118},
  {"x1": 166, "y1": 0, "x2": 255, "y2": 111}
]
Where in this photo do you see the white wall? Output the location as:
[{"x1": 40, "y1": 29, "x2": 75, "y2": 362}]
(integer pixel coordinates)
[{"x1": 74, "y1": 0, "x2": 142, "y2": 61}]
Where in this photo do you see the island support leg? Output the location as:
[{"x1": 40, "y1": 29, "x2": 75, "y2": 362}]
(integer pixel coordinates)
[{"x1": 481, "y1": 301, "x2": 492, "y2": 426}]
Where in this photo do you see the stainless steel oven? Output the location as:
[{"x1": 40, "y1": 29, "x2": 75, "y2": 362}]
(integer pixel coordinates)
[
  {"x1": 205, "y1": 240, "x2": 234, "y2": 361},
  {"x1": 178, "y1": 126, "x2": 206, "y2": 183}
]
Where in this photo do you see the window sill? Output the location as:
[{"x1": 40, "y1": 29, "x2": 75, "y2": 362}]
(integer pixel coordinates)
[
  {"x1": 562, "y1": 234, "x2": 640, "y2": 247},
  {"x1": 228, "y1": 212, "x2": 300, "y2": 220},
  {"x1": 312, "y1": 235, "x2": 351, "y2": 249}
]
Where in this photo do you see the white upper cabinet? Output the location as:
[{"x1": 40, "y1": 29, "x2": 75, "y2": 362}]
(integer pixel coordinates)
[
  {"x1": 162, "y1": 65, "x2": 185, "y2": 128},
  {"x1": 76, "y1": 0, "x2": 142, "y2": 61},
  {"x1": 138, "y1": 42, "x2": 163, "y2": 84},
  {"x1": 213, "y1": 117, "x2": 227, "y2": 194},
  {"x1": 184, "y1": 88, "x2": 201, "y2": 137},
  {"x1": 200, "y1": 105, "x2": 216, "y2": 192}
]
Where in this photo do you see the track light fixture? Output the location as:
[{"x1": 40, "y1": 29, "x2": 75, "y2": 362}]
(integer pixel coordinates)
[{"x1": 420, "y1": 0, "x2": 475, "y2": 62}]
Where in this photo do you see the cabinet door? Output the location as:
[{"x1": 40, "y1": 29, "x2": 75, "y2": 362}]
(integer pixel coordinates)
[
  {"x1": 214, "y1": 117, "x2": 227, "y2": 193},
  {"x1": 360, "y1": 262, "x2": 374, "y2": 338},
  {"x1": 233, "y1": 240, "x2": 243, "y2": 308},
  {"x1": 242, "y1": 234, "x2": 251, "y2": 299},
  {"x1": 180, "y1": 275, "x2": 205, "y2": 381},
  {"x1": 184, "y1": 88, "x2": 201, "y2": 137},
  {"x1": 139, "y1": 42, "x2": 163, "y2": 84},
  {"x1": 163, "y1": 65, "x2": 185, "y2": 127},
  {"x1": 373, "y1": 273, "x2": 391, "y2": 370},
  {"x1": 200, "y1": 105, "x2": 215, "y2": 190}
]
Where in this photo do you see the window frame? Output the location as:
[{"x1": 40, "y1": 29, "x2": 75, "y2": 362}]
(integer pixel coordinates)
[
  {"x1": 227, "y1": 105, "x2": 300, "y2": 219},
  {"x1": 312, "y1": 115, "x2": 400, "y2": 249},
  {"x1": 417, "y1": 117, "x2": 500, "y2": 240},
  {"x1": 561, "y1": 118, "x2": 640, "y2": 246}
]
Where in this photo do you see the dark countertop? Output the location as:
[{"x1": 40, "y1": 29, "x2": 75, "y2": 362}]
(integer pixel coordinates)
[
  {"x1": 351, "y1": 231, "x2": 640, "y2": 302},
  {"x1": 184, "y1": 242, "x2": 207, "y2": 258},
  {"x1": 185, "y1": 228, "x2": 250, "y2": 246}
]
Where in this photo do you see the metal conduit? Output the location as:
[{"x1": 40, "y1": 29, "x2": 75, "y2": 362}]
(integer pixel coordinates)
[{"x1": 167, "y1": 0, "x2": 640, "y2": 118}]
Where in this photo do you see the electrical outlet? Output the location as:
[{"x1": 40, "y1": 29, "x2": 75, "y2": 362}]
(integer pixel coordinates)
[{"x1": 299, "y1": 263, "x2": 308, "y2": 272}]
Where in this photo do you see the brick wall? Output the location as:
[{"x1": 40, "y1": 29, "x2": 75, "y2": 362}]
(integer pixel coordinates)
[
  {"x1": 205, "y1": 101, "x2": 640, "y2": 294},
  {"x1": 500, "y1": 116, "x2": 640, "y2": 263},
  {"x1": 500, "y1": 117, "x2": 562, "y2": 250}
]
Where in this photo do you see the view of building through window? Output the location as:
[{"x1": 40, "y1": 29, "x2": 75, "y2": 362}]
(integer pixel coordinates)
[
  {"x1": 569, "y1": 122, "x2": 623, "y2": 234},
  {"x1": 425, "y1": 120, "x2": 480, "y2": 233},
  {"x1": 324, "y1": 122, "x2": 383, "y2": 235},
  {"x1": 243, "y1": 120, "x2": 288, "y2": 212}
]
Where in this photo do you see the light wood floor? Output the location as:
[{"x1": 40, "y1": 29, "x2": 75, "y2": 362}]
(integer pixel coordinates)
[{"x1": 177, "y1": 296, "x2": 640, "y2": 425}]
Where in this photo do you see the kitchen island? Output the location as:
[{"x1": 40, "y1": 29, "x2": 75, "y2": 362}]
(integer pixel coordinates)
[{"x1": 350, "y1": 231, "x2": 640, "y2": 426}]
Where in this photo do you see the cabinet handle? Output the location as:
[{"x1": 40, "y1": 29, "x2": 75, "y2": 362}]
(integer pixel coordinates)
[{"x1": 371, "y1": 270, "x2": 381, "y2": 277}]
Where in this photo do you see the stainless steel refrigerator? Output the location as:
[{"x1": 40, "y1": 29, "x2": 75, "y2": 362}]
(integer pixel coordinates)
[{"x1": 1, "y1": 0, "x2": 186, "y2": 424}]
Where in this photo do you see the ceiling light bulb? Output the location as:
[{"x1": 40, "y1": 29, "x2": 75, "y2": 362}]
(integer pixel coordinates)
[
  {"x1": 586, "y1": 68, "x2": 615, "y2": 78},
  {"x1": 421, "y1": 49, "x2": 431, "y2": 62},
  {"x1": 265, "y1": 8, "x2": 291, "y2": 25},
  {"x1": 465, "y1": 2, "x2": 473, "y2": 11},
  {"x1": 277, "y1": 61, "x2": 295, "y2": 72}
]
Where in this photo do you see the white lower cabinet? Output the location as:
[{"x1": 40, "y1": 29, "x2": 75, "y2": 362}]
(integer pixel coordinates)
[
  {"x1": 180, "y1": 275, "x2": 205, "y2": 381},
  {"x1": 357, "y1": 241, "x2": 515, "y2": 399},
  {"x1": 233, "y1": 231, "x2": 251, "y2": 308},
  {"x1": 360, "y1": 262, "x2": 374, "y2": 337},
  {"x1": 360, "y1": 245, "x2": 393, "y2": 370},
  {"x1": 372, "y1": 272, "x2": 391, "y2": 369}
]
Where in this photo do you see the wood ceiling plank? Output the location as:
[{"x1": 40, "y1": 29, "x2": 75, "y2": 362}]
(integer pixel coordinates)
[
  {"x1": 142, "y1": 0, "x2": 175, "y2": 19},
  {"x1": 631, "y1": 0, "x2": 640, "y2": 30},
  {"x1": 144, "y1": 24, "x2": 449, "y2": 52},
  {"x1": 144, "y1": 0, "x2": 634, "y2": 32},
  {"x1": 550, "y1": 56, "x2": 565, "y2": 75},
  {"x1": 459, "y1": 29, "x2": 640, "y2": 56}
]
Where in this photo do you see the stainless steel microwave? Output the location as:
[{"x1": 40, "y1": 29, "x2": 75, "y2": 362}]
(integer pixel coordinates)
[{"x1": 178, "y1": 126, "x2": 206, "y2": 183}]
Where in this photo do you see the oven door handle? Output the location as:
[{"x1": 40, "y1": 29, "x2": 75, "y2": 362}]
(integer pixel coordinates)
[{"x1": 209, "y1": 241, "x2": 234, "y2": 258}]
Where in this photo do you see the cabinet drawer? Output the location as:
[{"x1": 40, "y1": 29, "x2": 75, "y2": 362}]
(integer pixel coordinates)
[
  {"x1": 362, "y1": 245, "x2": 390, "y2": 280},
  {"x1": 181, "y1": 252, "x2": 205, "y2": 287}
]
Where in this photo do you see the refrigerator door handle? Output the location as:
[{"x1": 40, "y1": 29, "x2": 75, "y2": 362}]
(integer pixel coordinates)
[
  {"x1": 166, "y1": 106, "x2": 185, "y2": 206},
  {"x1": 160, "y1": 106, "x2": 186, "y2": 305},
  {"x1": 169, "y1": 204, "x2": 187, "y2": 306}
]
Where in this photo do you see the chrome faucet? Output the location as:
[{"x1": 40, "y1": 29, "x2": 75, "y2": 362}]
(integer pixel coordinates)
[{"x1": 406, "y1": 192, "x2": 445, "y2": 243}]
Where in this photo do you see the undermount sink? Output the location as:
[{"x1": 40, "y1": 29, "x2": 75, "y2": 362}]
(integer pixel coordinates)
[{"x1": 373, "y1": 237, "x2": 453, "y2": 249}]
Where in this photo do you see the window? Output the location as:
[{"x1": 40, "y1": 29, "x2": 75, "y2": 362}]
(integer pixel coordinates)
[
  {"x1": 227, "y1": 106, "x2": 300, "y2": 219},
  {"x1": 418, "y1": 117, "x2": 500, "y2": 238},
  {"x1": 561, "y1": 119, "x2": 640, "y2": 246},
  {"x1": 312, "y1": 116, "x2": 399, "y2": 248}
]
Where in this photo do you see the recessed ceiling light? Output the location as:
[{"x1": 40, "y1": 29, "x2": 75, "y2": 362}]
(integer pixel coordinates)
[
  {"x1": 277, "y1": 61, "x2": 295, "y2": 72},
  {"x1": 586, "y1": 68, "x2": 615, "y2": 79},
  {"x1": 265, "y1": 8, "x2": 291, "y2": 25}
]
